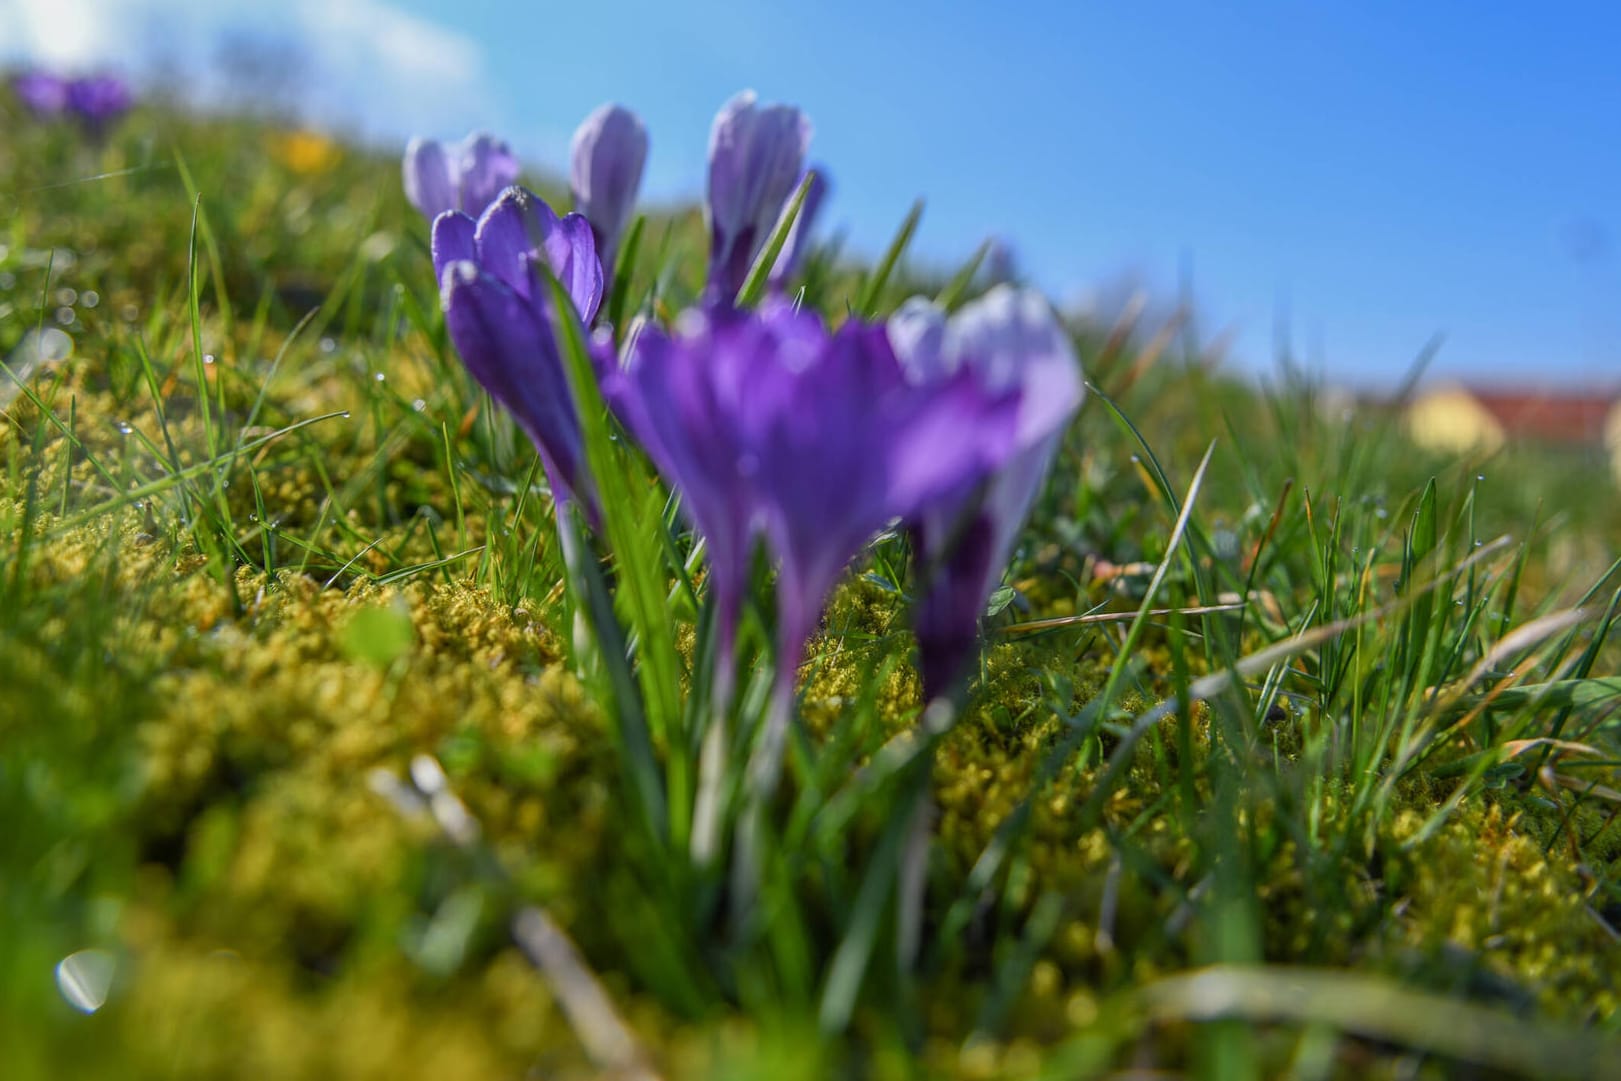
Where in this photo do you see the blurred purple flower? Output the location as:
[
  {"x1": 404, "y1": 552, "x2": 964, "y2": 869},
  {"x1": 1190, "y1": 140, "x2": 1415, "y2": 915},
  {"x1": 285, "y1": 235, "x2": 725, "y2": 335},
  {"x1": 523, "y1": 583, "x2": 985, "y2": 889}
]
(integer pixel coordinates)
[
  {"x1": 768, "y1": 165, "x2": 829, "y2": 290},
  {"x1": 609, "y1": 298, "x2": 1019, "y2": 789},
  {"x1": 888, "y1": 285, "x2": 1084, "y2": 699},
  {"x1": 13, "y1": 71, "x2": 69, "y2": 117},
  {"x1": 435, "y1": 186, "x2": 605, "y2": 518},
  {"x1": 571, "y1": 103, "x2": 648, "y2": 273},
  {"x1": 65, "y1": 75, "x2": 131, "y2": 131},
  {"x1": 706, "y1": 91, "x2": 811, "y2": 300},
  {"x1": 404, "y1": 132, "x2": 520, "y2": 221},
  {"x1": 603, "y1": 302, "x2": 774, "y2": 700}
]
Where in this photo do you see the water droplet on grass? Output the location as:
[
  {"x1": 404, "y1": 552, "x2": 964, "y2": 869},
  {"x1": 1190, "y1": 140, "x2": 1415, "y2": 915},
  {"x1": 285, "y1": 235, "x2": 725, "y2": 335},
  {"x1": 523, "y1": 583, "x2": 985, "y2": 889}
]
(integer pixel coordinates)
[
  {"x1": 113, "y1": 420, "x2": 133, "y2": 435},
  {"x1": 411, "y1": 398, "x2": 426, "y2": 412},
  {"x1": 373, "y1": 371, "x2": 386, "y2": 382},
  {"x1": 56, "y1": 949, "x2": 115, "y2": 1013},
  {"x1": 82, "y1": 290, "x2": 99, "y2": 308},
  {"x1": 320, "y1": 337, "x2": 337, "y2": 353},
  {"x1": 203, "y1": 353, "x2": 215, "y2": 365}
]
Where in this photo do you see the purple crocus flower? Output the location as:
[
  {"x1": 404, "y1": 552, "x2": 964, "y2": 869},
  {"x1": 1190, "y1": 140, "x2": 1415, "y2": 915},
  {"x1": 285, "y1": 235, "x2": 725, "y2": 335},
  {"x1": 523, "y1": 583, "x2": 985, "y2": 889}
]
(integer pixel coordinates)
[
  {"x1": 404, "y1": 132, "x2": 520, "y2": 221},
  {"x1": 604, "y1": 303, "x2": 776, "y2": 705},
  {"x1": 570, "y1": 103, "x2": 648, "y2": 273},
  {"x1": 768, "y1": 165, "x2": 829, "y2": 290},
  {"x1": 434, "y1": 186, "x2": 604, "y2": 518},
  {"x1": 13, "y1": 71, "x2": 69, "y2": 117},
  {"x1": 65, "y1": 75, "x2": 131, "y2": 133},
  {"x1": 888, "y1": 285, "x2": 1084, "y2": 699},
  {"x1": 609, "y1": 298, "x2": 1020, "y2": 805},
  {"x1": 705, "y1": 91, "x2": 811, "y2": 300}
]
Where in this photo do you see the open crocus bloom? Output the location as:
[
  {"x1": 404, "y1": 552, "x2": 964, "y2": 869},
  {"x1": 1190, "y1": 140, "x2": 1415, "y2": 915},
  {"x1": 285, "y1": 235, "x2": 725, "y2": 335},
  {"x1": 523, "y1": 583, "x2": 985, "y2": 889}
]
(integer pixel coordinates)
[
  {"x1": 434, "y1": 186, "x2": 604, "y2": 519},
  {"x1": 888, "y1": 285, "x2": 1085, "y2": 699},
  {"x1": 404, "y1": 131, "x2": 520, "y2": 221},
  {"x1": 705, "y1": 91, "x2": 811, "y2": 300},
  {"x1": 608, "y1": 298, "x2": 1021, "y2": 755},
  {"x1": 570, "y1": 103, "x2": 648, "y2": 273}
]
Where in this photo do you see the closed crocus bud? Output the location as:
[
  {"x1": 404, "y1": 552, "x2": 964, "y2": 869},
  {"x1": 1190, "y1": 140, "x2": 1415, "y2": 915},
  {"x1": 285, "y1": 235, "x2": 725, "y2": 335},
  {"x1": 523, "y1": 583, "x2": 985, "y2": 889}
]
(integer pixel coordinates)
[
  {"x1": 570, "y1": 103, "x2": 648, "y2": 273},
  {"x1": 435, "y1": 186, "x2": 605, "y2": 521},
  {"x1": 768, "y1": 165, "x2": 829, "y2": 289},
  {"x1": 403, "y1": 131, "x2": 519, "y2": 221},
  {"x1": 889, "y1": 285, "x2": 1084, "y2": 700},
  {"x1": 705, "y1": 90, "x2": 811, "y2": 300}
]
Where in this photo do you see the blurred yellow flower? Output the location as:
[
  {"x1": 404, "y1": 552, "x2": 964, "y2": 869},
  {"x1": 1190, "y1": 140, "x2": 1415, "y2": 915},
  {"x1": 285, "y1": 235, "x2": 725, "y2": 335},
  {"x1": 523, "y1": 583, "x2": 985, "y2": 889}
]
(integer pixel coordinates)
[{"x1": 272, "y1": 130, "x2": 340, "y2": 175}]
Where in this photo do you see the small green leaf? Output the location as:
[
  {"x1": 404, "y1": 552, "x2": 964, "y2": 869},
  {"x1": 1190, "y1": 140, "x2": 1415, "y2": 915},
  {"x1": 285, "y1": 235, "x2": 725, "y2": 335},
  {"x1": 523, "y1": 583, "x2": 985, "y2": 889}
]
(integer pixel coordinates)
[{"x1": 984, "y1": 585, "x2": 1017, "y2": 618}]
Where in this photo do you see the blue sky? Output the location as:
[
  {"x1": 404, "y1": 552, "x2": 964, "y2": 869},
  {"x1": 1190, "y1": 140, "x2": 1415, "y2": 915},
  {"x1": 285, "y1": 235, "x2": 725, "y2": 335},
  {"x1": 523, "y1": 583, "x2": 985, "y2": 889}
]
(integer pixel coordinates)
[{"x1": 5, "y1": 1, "x2": 1619, "y2": 387}]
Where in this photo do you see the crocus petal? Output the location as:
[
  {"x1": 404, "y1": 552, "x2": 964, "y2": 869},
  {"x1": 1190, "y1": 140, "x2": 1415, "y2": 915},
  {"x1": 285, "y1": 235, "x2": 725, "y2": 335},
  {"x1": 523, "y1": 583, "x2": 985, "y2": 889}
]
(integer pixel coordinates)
[
  {"x1": 441, "y1": 262, "x2": 592, "y2": 513},
  {"x1": 894, "y1": 284, "x2": 1084, "y2": 699},
  {"x1": 570, "y1": 103, "x2": 649, "y2": 267},
  {"x1": 944, "y1": 285, "x2": 1083, "y2": 447},
  {"x1": 456, "y1": 132, "x2": 520, "y2": 217},
  {"x1": 887, "y1": 297, "x2": 952, "y2": 384},
  {"x1": 911, "y1": 512, "x2": 999, "y2": 700},
  {"x1": 474, "y1": 187, "x2": 561, "y2": 297},
  {"x1": 473, "y1": 188, "x2": 603, "y2": 321},
  {"x1": 607, "y1": 305, "x2": 766, "y2": 655},
  {"x1": 706, "y1": 90, "x2": 812, "y2": 298},
  {"x1": 403, "y1": 138, "x2": 456, "y2": 219},
  {"x1": 430, "y1": 211, "x2": 476, "y2": 282},
  {"x1": 543, "y1": 213, "x2": 606, "y2": 323}
]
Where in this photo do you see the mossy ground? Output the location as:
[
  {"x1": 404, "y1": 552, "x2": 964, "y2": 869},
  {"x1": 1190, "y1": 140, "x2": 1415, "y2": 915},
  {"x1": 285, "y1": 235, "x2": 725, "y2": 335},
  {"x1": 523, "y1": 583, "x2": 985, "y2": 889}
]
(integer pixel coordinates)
[{"x1": 3, "y1": 95, "x2": 1619, "y2": 1079}]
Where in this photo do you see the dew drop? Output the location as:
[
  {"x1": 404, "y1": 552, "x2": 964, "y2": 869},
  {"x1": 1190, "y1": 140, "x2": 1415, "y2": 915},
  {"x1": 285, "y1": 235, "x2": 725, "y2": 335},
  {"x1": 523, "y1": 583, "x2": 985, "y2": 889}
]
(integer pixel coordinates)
[
  {"x1": 203, "y1": 353, "x2": 216, "y2": 365},
  {"x1": 1476, "y1": 474, "x2": 1485, "y2": 481},
  {"x1": 411, "y1": 398, "x2": 426, "y2": 412},
  {"x1": 373, "y1": 371, "x2": 386, "y2": 382},
  {"x1": 339, "y1": 410, "x2": 351, "y2": 419},
  {"x1": 56, "y1": 949, "x2": 115, "y2": 1014},
  {"x1": 55, "y1": 306, "x2": 75, "y2": 325},
  {"x1": 55, "y1": 287, "x2": 78, "y2": 306},
  {"x1": 113, "y1": 420, "x2": 133, "y2": 435},
  {"x1": 82, "y1": 290, "x2": 100, "y2": 308},
  {"x1": 320, "y1": 337, "x2": 337, "y2": 354}
]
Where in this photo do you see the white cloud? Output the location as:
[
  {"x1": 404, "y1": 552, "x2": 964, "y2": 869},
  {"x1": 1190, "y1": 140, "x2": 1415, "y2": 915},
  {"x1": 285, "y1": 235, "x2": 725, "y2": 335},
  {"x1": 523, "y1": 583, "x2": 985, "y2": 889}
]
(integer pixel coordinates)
[{"x1": 0, "y1": 0, "x2": 491, "y2": 138}]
